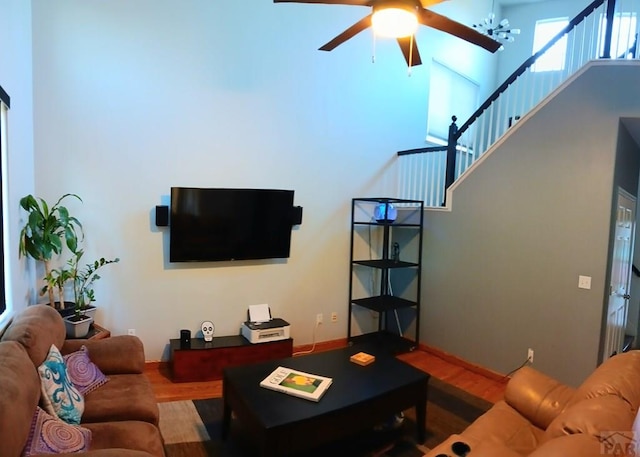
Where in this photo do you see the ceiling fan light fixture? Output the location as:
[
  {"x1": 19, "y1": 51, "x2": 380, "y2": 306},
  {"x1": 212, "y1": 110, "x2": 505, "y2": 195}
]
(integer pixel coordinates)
[{"x1": 372, "y1": 2, "x2": 418, "y2": 38}]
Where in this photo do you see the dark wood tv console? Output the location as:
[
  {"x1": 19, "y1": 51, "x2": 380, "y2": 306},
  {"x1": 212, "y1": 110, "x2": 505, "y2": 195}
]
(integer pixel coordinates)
[{"x1": 169, "y1": 335, "x2": 293, "y2": 382}]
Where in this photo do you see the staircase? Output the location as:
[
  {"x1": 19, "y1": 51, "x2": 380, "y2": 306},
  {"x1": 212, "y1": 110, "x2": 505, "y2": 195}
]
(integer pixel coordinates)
[{"x1": 398, "y1": 0, "x2": 639, "y2": 207}]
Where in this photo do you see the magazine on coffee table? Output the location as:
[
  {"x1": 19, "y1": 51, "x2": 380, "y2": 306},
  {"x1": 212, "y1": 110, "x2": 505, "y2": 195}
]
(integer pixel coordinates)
[{"x1": 259, "y1": 366, "x2": 333, "y2": 402}]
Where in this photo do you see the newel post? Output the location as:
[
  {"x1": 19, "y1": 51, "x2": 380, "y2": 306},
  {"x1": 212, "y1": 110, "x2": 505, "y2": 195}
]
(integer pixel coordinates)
[{"x1": 444, "y1": 116, "x2": 458, "y2": 205}]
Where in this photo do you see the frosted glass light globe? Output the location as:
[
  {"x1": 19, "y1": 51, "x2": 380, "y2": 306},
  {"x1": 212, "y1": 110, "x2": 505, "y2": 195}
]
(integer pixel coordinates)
[{"x1": 372, "y1": 7, "x2": 418, "y2": 38}]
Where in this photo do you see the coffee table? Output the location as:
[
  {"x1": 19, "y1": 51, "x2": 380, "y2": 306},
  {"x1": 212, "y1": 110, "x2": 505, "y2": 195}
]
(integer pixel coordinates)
[{"x1": 222, "y1": 344, "x2": 430, "y2": 456}]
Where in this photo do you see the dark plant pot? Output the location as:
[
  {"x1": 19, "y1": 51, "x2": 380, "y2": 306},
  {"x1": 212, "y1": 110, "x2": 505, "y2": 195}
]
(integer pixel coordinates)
[
  {"x1": 63, "y1": 314, "x2": 93, "y2": 338},
  {"x1": 54, "y1": 302, "x2": 76, "y2": 318}
]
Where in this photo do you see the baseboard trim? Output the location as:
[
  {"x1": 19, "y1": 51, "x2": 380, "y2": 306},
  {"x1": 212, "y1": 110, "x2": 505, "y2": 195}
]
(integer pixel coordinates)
[
  {"x1": 418, "y1": 343, "x2": 508, "y2": 382},
  {"x1": 294, "y1": 338, "x2": 507, "y2": 382},
  {"x1": 293, "y1": 338, "x2": 348, "y2": 355}
]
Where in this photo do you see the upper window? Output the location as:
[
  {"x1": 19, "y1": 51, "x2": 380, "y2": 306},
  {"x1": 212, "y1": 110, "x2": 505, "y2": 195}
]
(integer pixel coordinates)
[
  {"x1": 426, "y1": 60, "x2": 479, "y2": 146},
  {"x1": 598, "y1": 12, "x2": 637, "y2": 58},
  {"x1": 531, "y1": 18, "x2": 569, "y2": 72}
]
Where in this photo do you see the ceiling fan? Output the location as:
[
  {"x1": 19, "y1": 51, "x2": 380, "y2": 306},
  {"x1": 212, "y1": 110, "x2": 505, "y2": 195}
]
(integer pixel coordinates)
[{"x1": 274, "y1": 0, "x2": 502, "y2": 67}]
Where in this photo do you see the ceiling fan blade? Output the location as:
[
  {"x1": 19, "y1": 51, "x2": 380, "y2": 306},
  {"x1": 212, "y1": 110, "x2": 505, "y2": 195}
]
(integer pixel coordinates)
[
  {"x1": 397, "y1": 36, "x2": 422, "y2": 67},
  {"x1": 319, "y1": 15, "x2": 372, "y2": 51},
  {"x1": 274, "y1": 0, "x2": 372, "y2": 5},
  {"x1": 418, "y1": 8, "x2": 501, "y2": 53},
  {"x1": 419, "y1": 0, "x2": 448, "y2": 6}
]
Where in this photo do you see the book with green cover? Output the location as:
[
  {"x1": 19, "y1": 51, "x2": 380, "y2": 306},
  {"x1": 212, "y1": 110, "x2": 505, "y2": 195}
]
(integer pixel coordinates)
[{"x1": 259, "y1": 366, "x2": 333, "y2": 402}]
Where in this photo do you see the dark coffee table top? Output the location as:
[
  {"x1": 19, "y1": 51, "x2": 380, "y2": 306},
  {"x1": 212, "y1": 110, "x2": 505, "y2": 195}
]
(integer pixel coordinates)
[{"x1": 223, "y1": 343, "x2": 430, "y2": 429}]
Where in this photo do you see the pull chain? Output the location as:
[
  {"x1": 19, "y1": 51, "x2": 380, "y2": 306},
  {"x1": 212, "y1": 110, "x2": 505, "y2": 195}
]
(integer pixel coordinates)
[
  {"x1": 408, "y1": 34, "x2": 413, "y2": 76},
  {"x1": 372, "y1": 30, "x2": 376, "y2": 63}
]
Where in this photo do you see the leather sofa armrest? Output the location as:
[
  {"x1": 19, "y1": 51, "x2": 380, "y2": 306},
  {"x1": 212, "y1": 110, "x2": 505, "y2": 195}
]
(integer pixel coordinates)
[
  {"x1": 61, "y1": 335, "x2": 145, "y2": 375},
  {"x1": 528, "y1": 434, "x2": 610, "y2": 457},
  {"x1": 504, "y1": 366, "x2": 576, "y2": 430},
  {"x1": 423, "y1": 434, "x2": 524, "y2": 457}
]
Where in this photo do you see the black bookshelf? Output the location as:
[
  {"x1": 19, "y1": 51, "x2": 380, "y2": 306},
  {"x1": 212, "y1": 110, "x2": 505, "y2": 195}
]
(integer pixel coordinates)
[{"x1": 347, "y1": 198, "x2": 424, "y2": 351}]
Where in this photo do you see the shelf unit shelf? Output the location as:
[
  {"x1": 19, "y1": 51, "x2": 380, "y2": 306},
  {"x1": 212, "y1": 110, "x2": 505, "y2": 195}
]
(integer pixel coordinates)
[
  {"x1": 353, "y1": 259, "x2": 419, "y2": 269},
  {"x1": 354, "y1": 222, "x2": 421, "y2": 228},
  {"x1": 352, "y1": 295, "x2": 418, "y2": 312},
  {"x1": 348, "y1": 197, "x2": 424, "y2": 352},
  {"x1": 348, "y1": 331, "x2": 419, "y2": 353}
]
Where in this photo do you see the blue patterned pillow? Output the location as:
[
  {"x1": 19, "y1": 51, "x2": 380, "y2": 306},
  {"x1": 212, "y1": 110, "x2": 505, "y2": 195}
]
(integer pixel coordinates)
[{"x1": 37, "y1": 344, "x2": 85, "y2": 425}]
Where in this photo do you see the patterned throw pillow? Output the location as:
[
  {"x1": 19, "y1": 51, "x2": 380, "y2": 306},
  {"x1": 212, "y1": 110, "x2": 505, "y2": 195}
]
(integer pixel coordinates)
[
  {"x1": 37, "y1": 344, "x2": 85, "y2": 425},
  {"x1": 63, "y1": 345, "x2": 109, "y2": 395},
  {"x1": 22, "y1": 406, "x2": 91, "y2": 456}
]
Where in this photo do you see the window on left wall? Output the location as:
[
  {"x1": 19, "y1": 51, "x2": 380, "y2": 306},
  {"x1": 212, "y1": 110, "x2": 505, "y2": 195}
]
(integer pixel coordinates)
[{"x1": 0, "y1": 85, "x2": 9, "y2": 317}]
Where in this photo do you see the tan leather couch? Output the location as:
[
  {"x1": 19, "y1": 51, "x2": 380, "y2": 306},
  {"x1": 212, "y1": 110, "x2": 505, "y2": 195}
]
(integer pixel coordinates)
[
  {"x1": 0, "y1": 305, "x2": 165, "y2": 457},
  {"x1": 425, "y1": 350, "x2": 640, "y2": 457}
]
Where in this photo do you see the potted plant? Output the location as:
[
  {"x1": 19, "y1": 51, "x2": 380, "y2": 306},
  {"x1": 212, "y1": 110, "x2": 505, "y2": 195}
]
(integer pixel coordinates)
[
  {"x1": 18, "y1": 193, "x2": 83, "y2": 308},
  {"x1": 41, "y1": 265, "x2": 75, "y2": 314},
  {"x1": 41, "y1": 257, "x2": 92, "y2": 337},
  {"x1": 70, "y1": 249, "x2": 120, "y2": 319},
  {"x1": 63, "y1": 308, "x2": 94, "y2": 338},
  {"x1": 51, "y1": 249, "x2": 119, "y2": 338}
]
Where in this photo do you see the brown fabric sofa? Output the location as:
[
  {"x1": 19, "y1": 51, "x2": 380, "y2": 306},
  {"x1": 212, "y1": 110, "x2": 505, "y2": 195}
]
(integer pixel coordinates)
[
  {"x1": 424, "y1": 349, "x2": 640, "y2": 457},
  {"x1": 0, "y1": 304, "x2": 165, "y2": 457}
]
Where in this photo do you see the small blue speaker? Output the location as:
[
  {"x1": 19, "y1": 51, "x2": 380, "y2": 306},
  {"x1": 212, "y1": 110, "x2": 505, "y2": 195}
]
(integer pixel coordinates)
[{"x1": 374, "y1": 203, "x2": 397, "y2": 222}]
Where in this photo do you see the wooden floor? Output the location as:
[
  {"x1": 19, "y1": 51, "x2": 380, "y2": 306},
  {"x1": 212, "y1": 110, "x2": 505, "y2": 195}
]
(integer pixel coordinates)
[{"x1": 146, "y1": 345, "x2": 508, "y2": 404}]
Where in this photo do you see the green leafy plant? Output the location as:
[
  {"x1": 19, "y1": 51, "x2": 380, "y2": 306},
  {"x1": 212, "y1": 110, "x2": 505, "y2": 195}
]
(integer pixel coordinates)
[
  {"x1": 19, "y1": 194, "x2": 83, "y2": 307},
  {"x1": 70, "y1": 250, "x2": 120, "y2": 317},
  {"x1": 41, "y1": 266, "x2": 74, "y2": 310}
]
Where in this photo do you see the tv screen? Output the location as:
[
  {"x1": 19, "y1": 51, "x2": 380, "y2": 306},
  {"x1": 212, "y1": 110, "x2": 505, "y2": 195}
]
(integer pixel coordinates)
[{"x1": 170, "y1": 187, "x2": 295, "y2": 262}]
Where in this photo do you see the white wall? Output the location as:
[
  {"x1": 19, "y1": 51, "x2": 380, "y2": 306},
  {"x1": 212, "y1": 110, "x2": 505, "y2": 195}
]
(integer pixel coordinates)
[
  {"x1": 0, "y1": 0, "x2": 35, "y2": 328},
  {"x1": 29, "y1": 0, "x2": 498, "y2": 360}
]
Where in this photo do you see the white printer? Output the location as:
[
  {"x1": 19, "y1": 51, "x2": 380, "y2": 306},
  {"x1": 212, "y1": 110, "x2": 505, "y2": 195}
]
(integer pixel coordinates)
[{"x1": 241, "y1": 304, "x2": 290, "y2": 344}]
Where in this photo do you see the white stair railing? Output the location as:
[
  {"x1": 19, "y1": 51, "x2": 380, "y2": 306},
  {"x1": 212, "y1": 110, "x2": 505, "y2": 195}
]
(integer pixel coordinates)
[{"x1": 399, "y1": 0, "x2": 639, "y2": 206}]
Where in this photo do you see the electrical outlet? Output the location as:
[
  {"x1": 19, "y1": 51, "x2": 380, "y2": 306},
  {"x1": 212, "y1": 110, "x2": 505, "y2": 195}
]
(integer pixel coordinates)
[
  {"x1": 128, "y1": 329, "x2": 136, "y2": 336},
  {"x1": 331, "y1": 312, "x2": 338, "y2": 323},
  {"x1": 316, "y1": 313, "x2": 323, "y2": 325},
  {"x1": 527, "y1": 348, "x2": 534, "y2": 364},
  {"x1": 578, "y1": 275, "x2": 592, "y2": 289}
]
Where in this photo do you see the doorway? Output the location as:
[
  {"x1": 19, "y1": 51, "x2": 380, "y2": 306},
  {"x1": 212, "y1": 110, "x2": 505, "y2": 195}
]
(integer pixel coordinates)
[{"x1": 603, "y1": 187, "x2": 636, "y2": 359}]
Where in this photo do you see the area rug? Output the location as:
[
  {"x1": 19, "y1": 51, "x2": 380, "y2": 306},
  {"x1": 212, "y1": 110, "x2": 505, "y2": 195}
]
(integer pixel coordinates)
[{"x1": 158, "y1": 377, "x2": 493, "y2": 457}]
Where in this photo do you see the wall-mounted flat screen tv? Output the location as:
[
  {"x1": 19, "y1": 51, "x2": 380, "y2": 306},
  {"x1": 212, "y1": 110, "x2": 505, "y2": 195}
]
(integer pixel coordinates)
[{"x1": 169, "y1": 187, "x2": 296, "y2": 262}]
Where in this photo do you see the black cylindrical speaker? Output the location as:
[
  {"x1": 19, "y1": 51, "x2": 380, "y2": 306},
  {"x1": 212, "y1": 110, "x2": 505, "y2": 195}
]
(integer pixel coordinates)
[{"x1": 180, "y1": 329, "x2": 191, "y2": 349}]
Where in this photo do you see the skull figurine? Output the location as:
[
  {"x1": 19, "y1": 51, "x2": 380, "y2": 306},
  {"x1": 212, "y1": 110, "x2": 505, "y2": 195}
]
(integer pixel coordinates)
[{"x1": 201, "y1": 321, "x2": 215, "y2": 342}]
